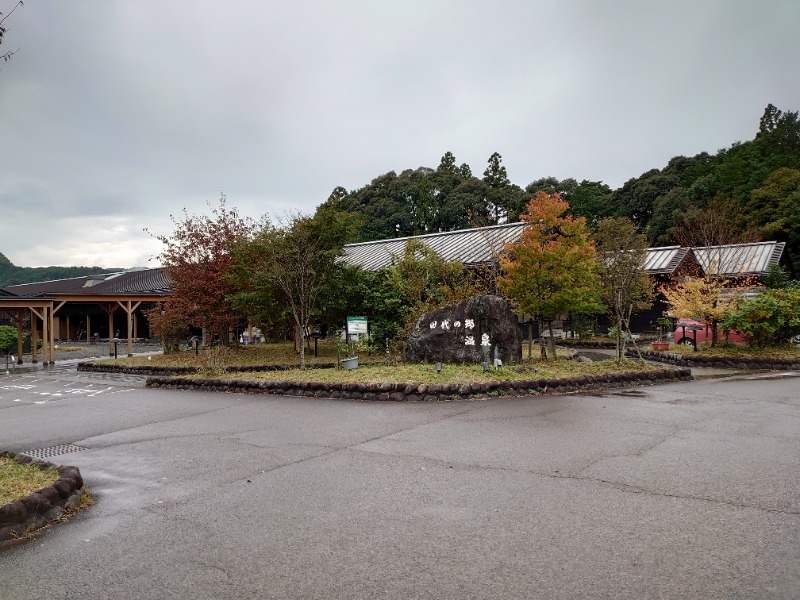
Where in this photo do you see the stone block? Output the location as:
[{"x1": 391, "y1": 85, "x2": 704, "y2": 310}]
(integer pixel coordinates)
[{"x1": 407, "y1": 295, "x2": 522, "y2": 364}]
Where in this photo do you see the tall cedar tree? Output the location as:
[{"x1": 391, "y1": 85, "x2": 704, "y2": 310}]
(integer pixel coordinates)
[
  {"x1": 593, "y1": 217, "x2": 655, "y2": 362},
  {"x1": 229, "y1": 208, "x2": 358, "y2": 369},
  {"x1": 150, "y1": 195, "x2": 253, "y2": 344},
  {"x1": 498, "y1": 192, "x2": 601, "y2": 358}
]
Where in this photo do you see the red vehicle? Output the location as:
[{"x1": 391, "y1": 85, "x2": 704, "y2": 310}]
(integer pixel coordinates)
[{"x1": 673, "y1": 318, "x2": 747, "y2": 347}]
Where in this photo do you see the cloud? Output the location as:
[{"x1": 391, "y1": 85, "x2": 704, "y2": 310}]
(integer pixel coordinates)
[{"x1": 1, "y1": 0, "x2": 798, "y2": 267}]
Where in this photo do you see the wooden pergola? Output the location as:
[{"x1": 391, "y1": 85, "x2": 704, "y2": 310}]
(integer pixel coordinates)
[
  {"x1": 0, "y1": 292, "x2": 169, "y2": 364},
  {"x1": 1, "y1": 268, "x2": 172, "y2": 364},
  {"x1": 49, "y1": 292, "x2": 168, "y2": 358},
  {"x1": 0, "y1": 296, "x2": 56, "y2": 364}
]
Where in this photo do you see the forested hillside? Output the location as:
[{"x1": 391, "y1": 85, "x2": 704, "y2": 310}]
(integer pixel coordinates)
[
  {"x1": 320, "y1": 104, "x2": 800, "y2": 274},
  {"x1": 0, "y1": 253, "x2": 118, "y2": 289}
]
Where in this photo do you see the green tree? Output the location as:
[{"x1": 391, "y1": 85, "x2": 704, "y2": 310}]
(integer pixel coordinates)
[
  {"x1": 762, "y1": 263, "x2": 799, "y2": 290},
  {"x1": 326, "y1": 265, "x2": 405, "y2": 346},
  {"x1": 0, "y1": 324, "x2": 17, "y2": 355},
  {"x1": 384, "y1": 239, "x2": 483, "y2": 340},
  {"x1": 229, "y1": 208, "x2": 359, "y2": 369},
  {"x1": 498, "y1": 192, "x2": 602, "y2": 358},
  {"x1": 748, "y1": 167, "x2": 800, "y2": 275},
  {"x1": 483, "y1": 152, "x2": 526, "y2": 223},
  {"x1": 723, "y1": 288, "x2": 800, "y2": 348},
  {"x1": 593, "y1": 217, "x2": 655, "y2": 361},
  {"x1": 437, "y1": 151, "x2": 458, "y2": 174},
  {"x1": 526, "y1": 177, "x2": 612, "y2": 224},
  {"x1": 757, "y1": 104, "x2": 800, "y2": 153}
]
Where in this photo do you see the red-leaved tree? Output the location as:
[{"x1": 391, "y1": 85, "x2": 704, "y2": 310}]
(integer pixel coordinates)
[{"x1": 148, "y1": 194, "x2": 253, "y2": 345}]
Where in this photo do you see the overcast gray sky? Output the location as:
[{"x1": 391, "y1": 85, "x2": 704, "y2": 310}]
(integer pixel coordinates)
[{"x1": 1, "y1": 0, "x2": 798, "y2": 268}]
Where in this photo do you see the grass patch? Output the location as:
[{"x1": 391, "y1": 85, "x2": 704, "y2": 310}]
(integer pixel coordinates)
[
  {"x1": 667, "y1": 343, "x2": 800, "y2": 359},
  {"x1": 97, "y1": 340, "x2": 662, "y2": 384},
  {"x1": 102, "y1": 340, "x2": 348, "y2": 368},
  {"x1": 193, "y1": 358, "x2": 653, "y2": 385},
  {"x1": 0, "y1": 457, "x2": 59, "y2": 505}
]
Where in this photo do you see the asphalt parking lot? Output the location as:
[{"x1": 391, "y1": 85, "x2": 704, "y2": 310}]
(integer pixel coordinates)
[{"x1": 1, "y1": 366, "x2": 798, "y2": 599}]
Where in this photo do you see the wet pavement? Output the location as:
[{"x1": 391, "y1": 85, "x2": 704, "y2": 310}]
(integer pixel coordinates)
[{"x1": 0, "y1": 362, "x2": 798, "y2": 599}]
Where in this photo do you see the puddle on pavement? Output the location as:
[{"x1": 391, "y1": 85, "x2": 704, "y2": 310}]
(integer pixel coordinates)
[{"x1": 612, "y1": 389, "x2": 648, "y2": 397}]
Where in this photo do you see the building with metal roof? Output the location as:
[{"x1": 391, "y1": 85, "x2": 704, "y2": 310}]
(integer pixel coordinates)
[
  {"x1": 343, "y1": 222, "x2": 527, "y2": 271},
  {"x1": 644, "y1": 247, "x2": 693, "y2": 275},
  {"x1": 2, "y1": 231, "x2": 787, "y2": 361},
  {"x1": 1, "y1": 268, "x2": 171, "y2": 363},
  {"x1": 692, "y1": 242, "x2": 785, "y2": 277}
]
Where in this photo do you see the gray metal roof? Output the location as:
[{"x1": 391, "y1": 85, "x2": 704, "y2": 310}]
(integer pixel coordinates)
[
  {"x1": 343, "y1": 223, "x2": 527, "y2": 271},
  {"x1": 81, "y1": 268, "x2": 172, "y2": 294},
  {"x1": 3, "y1": 268, "x2": 171, "y2": 296},
  {"x1": 692, "y1": 242, "x2": 785, "y2": 276},
  {"x1": 644, "y1": 246, "x2": 692, "y2": 275},
  {"x1": 345, "y1": 226, "x2": 784, "y2": 278},
  {"x1": 4, "y1": 275, "x2": 99, "y2": 296}
]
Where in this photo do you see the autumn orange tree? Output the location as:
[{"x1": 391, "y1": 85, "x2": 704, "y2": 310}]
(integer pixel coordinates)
[
  {"x1": 149, "y1": 194, "x2": 253, "y2": 347},
  {"x1": 498, "y1": 192, "x2": 602, "y2": 358}
]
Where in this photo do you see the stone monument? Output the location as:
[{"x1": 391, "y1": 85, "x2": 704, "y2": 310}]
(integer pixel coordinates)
[{"x1": 406, "y1": 295, "x2": 522, "y2": 364}]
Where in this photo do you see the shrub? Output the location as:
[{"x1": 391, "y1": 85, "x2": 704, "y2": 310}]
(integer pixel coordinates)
[
  {"x1": 0, "y1": 325, "x2": 17, "y2": 355},
  {"x1": 722, "y1": 288, "x2": 800, "y2": 348}
]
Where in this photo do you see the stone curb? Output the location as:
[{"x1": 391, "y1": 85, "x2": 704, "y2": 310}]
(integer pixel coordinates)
[
  {"x1": 144, "y1": 367, "x2": 693, "y2": 401},
  {"x1": 627, "y1": 349, "x2": 800, "y2": 370},
  {"x1": 556, "y1": 340, "x2": 619, "y2": 349},
  {"x1": 77, "y1": 362, "x2": 200, "y2": 376},
  {"x1": 77, "y1": 361, "x2": 390, "y2": 376},
  {"x1": 0, "y1": 452, "x2": 86, "y2": 544}
]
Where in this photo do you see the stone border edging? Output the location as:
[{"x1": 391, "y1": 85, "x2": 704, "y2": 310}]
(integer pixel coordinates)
[
  {"x1": 627, "y1": 349, "x2": 800, "y2": 370},
  {"x1": 78, "y1": 362, "x2": 199, "y2": 376},
  {"x1": 0, "y1": 452, "x2": 86, "y2": 543},
  {"x1": 556, "y1": 340, "x2": 618, "y2": 349},
  {"x1": 77, "y1": 361, "x2": 391, "y2": 376},
  {"x1": 144, "y1": 367, "x2": 692, "y2": 401}
]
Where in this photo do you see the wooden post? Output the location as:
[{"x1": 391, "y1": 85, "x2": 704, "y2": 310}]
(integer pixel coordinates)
[
  {"x1": 127, "y1": 301, "x2": 136, "y2": 356},
  {"x1": 48, "y1": 305, "x2": 55, "y2": 364},
  {"x1": 16, "y1": 310, "x2": 23, "y2": 364},
  {"x1": 108, "y1": 306, "x2": 115, "y2": 356},
  {"x1": 41, "y1": 306, "x2": 49, "y2": 365},
  {"x1": 31, "y1": 308, "x2": 39, "y2": 364},
  {"x1": 528, "y1": 317, "x2": 533, "y2": 360},
  {"x1": 66, "y1": 315, "x2": 71, "y2": 340},
  {"x1": 117, "y1": 300, "x2": 140, "y2": 357},
  {"x1": 86, "y1": 315, "x2": 91, "y2": 342}
]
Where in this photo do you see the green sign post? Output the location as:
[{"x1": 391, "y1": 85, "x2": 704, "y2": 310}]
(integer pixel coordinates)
[{"x1": 347, "y1": 316, "x2": 368, "y2": 335}]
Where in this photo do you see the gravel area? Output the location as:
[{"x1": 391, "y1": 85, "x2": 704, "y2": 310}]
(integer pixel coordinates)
[{"x1": 15, "y1": 341, "x2": 163, "y2": 364}]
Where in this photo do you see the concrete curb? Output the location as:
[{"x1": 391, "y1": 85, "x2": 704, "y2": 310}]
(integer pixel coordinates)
[
  {"x1": 0, "y1": 452, "x2": 86, "y2": 544},
  {"x1": 144, "y1": 367, "x2": 693, "y2": 401}
]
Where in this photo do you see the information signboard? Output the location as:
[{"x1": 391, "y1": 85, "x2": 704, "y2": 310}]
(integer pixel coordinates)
[{"x1": 347, "y1": 316, "x2": 368, "y2": 334}]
